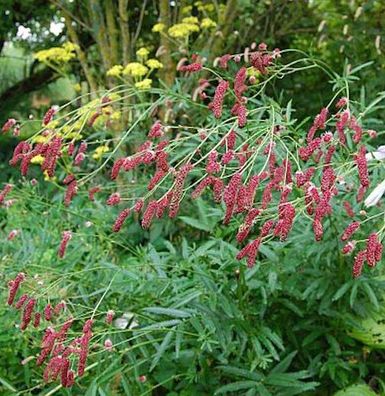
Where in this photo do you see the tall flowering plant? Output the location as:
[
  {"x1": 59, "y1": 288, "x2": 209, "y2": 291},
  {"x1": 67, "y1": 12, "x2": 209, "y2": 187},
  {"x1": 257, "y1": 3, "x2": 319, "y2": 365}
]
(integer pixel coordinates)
[{"x1": 2, "y1": 44, "x2": 385, "y2": 389}]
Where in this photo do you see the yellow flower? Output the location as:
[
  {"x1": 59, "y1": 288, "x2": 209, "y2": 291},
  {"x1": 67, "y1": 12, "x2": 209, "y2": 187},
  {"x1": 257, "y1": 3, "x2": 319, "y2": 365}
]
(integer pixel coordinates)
[
  {"x1": 102, "y1": 105, "x2": 113, "y2": 115},
  {"x1": 107, "y1": 65, "x2": 123, "y2": 77},
  {"x1": 32, "y1": 134, "x2": 50, "y2": 144},
  {"x1": 123, "y1": 62, "x2": 149, "y2": 77},
  {"x1": 62, "y1": 42, "x2": 79, "y2": 52},
  {"x1": 182, "y1": 16, "x2": 199, "y2": 25},
  {"x1": 135, "y1": 79, "x2": 152, "y2": 90},
  {"x1": 34, "y1": 42, "x2": 78, "y2": 64},
  {"x1": 108, "y1": 93, "x2": 121, "y2": 101},
  {"x1": 146, "y1": 58, "x2": 163, "y2": 69},
  {"x1": 92, "y1": 145, "x2": 109, "y2": 160},
  {"x1": 136, "y1": 47, "x2": 150, "y2": 59},
  {"x1": 46, "y1": 120, "x2": 59, "y2": 129},
  {"x1": 43, "y1": 170, "x2": 57, "y2": 182},
  {"x1": 111, "y1": 111, "x2": 121, "y2": 120},
  {"x1": 168, "y1": 23, "x2": 199, "y2": 38},
  {"x1": 203, "y1": 4, "x2": 215, "y2": 12},
  {"x1": 181, "y1": 6, "x2": 192, "y2": 14},
  {"x1": 152, "y1": 23, "x2": 165, "y2": 33},
  {"x1": 73, "y1": 83, "x2": 82, "y2": 92},
  {"x1": 247, "y1": 67, "x2": 261, "y2": 77},
  {"x1": 201, "y1": 18, "x2": 217, "y2": 29},
  {"x1": 30, "y1": 155, "x2": 45, "y2": 165}
]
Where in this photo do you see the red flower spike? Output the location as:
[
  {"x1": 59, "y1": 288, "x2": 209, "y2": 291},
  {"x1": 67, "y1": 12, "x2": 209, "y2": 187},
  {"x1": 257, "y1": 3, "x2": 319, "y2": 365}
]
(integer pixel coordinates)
[
  {"x1": 350, "y1": 116, "x2": 363, "y2": 144},
  {"x1": 353, "y1": 250, "x2": 366, "y2": 278},
  {"x1": 44, "y1": 304, "x2": 53, "y2": 321},
  {"x1": 111, "y1": 158, "x2": 125, "y2": 180},
  {"x1": 307, "y1": 108, "x2": 329, "y2": 143},
  {"x1": 366, "y1": 233, "x2": 381, "y2": 267},
  {"x1": 206, "y1": 150, "x2": 221, "y2": 174},
  {"x1": 168, "y1": 163, "x2": 193, "y2": 218},
  {"x1": 15, "y1": 294, "x2": 28, "y2": 309},
  {"x1": 2, "y1": 118, "x2": 17, "y2": 133},
  {"x1": 148, "y1": 169, "x2": 167, "y2": 190},
  {"x1": 54, "y1": 301, "x2": 66, "y2": 315},
  {"x1": 58, "y1": 231, "x2": 72, "y2": 258},
  {"x1": 341, "y1": 221, "x2": 360, "y2": 241},
  {"x1": 234, "y1": 67, "x2": 247, "y2": 98},
  {"x1": 74, "y1": 152, "x2": 85, "y2": 166},
  {"x1": 37, "y1": 327, "x2": 57, "y2": 365},
  {"x1": 208, "y1": 80, "x2": 229, "y2": 119},
  {"x1": 191, "y1": 176, "x2": 215, "y2": 199},
  {"x1": 343, "y1": 201, "x2": 355, "y2": 217},
  {"x1": 342, "y1": 241, "x2": 355, "y2": 255},
  {"x1": 355, "y1": 146, "x2": 370, "y2": 188},
  {"x1": 64, "y1": 180, "x2": 77, "y2": 206},
  {"x1": 313, "y1": 219, "x2": 323, "y2": 241},
  {"x1": 56, "y1": 318, "x2": 73, "y2": 341},
  {"x1": 134, "y1": 199, "x2": 144, "y2": 213},
  {"x1": 336, "y1": 97, "x2": 348, "y2": 108},
  {"x1": 20, "y1": 298, "x2": 37, "y2": 331},
  {"x1": 212, "y1": 178, "x2": 224, "y2": 202},
  {"x1": 88, "y1": 186, "x2": 101, "y2": 201},
  {"x1": 148, "y1": 121, "x2": 163, "y2": 139},
  {"x1": 0, "y1": 183, "x2": 13, "y2": 203},
  {"x1": 112, "y1": 208, "x2": 130, "y2": 232},
  {"x1": 142, "y1": 200, "x2": 158, "y2": 229},
  {"x1": 106, "y1": 192, "x2": 121, "y2": 206},
  {"x1": 223, "y1": 173, "x2": 242, "y2": 224},
  {"x1": 261, "y1": 182, "x2": 273, "y2": 209},
  {"x1": 106, "y1": 310, "x2": 115, "y2": 324},
  {"x1": 178, "y1": 63, "x2": 202, "y2": 72},
  {"x1": 274, "y1": 203, "x2": 295, "y2": 241},
  {"x1": 60, "y1": 358, "x2": 70, "y2": 387},
  {"x1": 236, "y1": 208, "x2": 260, "y2": 243},
  {"x1": 7, "y1": 273, "x2": 25, "y2": 306},
  {"x1": 219, "y1": 54, "x2": 232, "y2": 69},
  {"x1": 43, "y1": 107, "x2": 56, "y2": 126},
  {"x1": 236, "y1": 239, "x2": 261, "y2": 268},
  {"x1": 33, "y1": 312, "x2": 41, "y2": 328},
  {"x1": 336, "y1": 110, "x2": 350, "y2": 144},
  {"x1": 44, "y1": 356, "x2": 63, "y2": 383}
]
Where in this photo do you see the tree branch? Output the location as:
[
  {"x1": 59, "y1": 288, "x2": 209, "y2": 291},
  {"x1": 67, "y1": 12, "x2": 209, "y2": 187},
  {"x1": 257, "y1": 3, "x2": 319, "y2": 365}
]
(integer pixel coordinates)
[{"x1": 0, "y1": 68, "x2": 57, "y2": 112}]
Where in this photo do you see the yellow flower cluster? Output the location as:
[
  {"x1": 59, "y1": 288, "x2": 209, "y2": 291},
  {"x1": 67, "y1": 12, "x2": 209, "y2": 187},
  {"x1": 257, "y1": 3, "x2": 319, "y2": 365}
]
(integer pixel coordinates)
[
  {"x1": 135, "y1": 79, "x2": 152, "y2": 90},
  {"x1": 195, "y1": 1, "x2": 215, "y2": 12},
  {"x1": 152, "y1": 23, "x2": 165, "y2": 33},
  {"x1": 34, "y1": 42, "x2": 78, "y2": 64},
  {"x1": 247, "y1": 67, "x2": 261, "y2": 78},
  {"x1": 201, "y1": 18, "x2": 216, "y2": 29},
  {"x1": 136, "y1": 47, "x2": 150, "y2": 59},
  {"x1": 182, "y1": 16, "x2": 199, "y2": 24},
  {"x1": 43, "y1": 170, "x2": 57, "y2": 182},
  {"x1": 107, "y1": 65, "x2": 123, "y2": 77},
  {"x1": 73, "y1": 83, "x2": 82, "y2": 92},
  {"x1": 92, "y1": 145, "x2": 109, "y2": 160},
  {"x1": 110, "y1": 111, "x2": 121, "y2": 120},
  {"x1": 123, "y1": 62, "x2": 149, "y2": 77},
  {"x1": 168, "y1": 22, "x2": 199, "y2": 38},
  {"x1": 31, "y1": 155, "x2": 45, "y2": 165},
  {"x1": 33, "y1": 134, "x2": 50, "y2": 144},
  {"x1": 181, "y1": 6, "x2": 192, "y2": 14},
  {"x1": 146, "y1": 59, "x2": 163, "y2": 69}
]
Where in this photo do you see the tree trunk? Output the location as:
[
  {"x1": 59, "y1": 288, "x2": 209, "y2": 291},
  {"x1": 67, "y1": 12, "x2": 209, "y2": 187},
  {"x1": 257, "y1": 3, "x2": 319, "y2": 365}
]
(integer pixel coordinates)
[
  {"x1": 118, "y1": 0, "x2": 130, "y2": 65},
  {"x1": 105, "y1": 0, "x2": 119, "y2": 66},
  {"x1": 63, "y1": 9, "x2": 98, "y2": 93},
  {"x1": 158, "y1": 0, "x2": 175, "y2": 87}
]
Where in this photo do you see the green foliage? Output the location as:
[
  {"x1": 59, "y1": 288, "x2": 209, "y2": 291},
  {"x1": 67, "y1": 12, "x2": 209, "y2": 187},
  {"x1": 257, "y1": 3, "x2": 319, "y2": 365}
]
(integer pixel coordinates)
[
  {"x1": 2, "y1": 183, "x2": 385, "y2": 394},
  {"x1": 1, "y1": 1, "x2": 385, "y2": 395}
]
